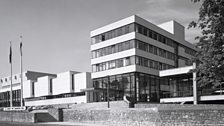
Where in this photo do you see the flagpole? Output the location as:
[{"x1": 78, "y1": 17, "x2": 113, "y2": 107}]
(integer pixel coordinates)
[
  {"x1": 20, "y1": 36, "x2": 23, "y2": 107},
  {"x1": 10, "y1": 41, "x2": 13, "y2": 108}
]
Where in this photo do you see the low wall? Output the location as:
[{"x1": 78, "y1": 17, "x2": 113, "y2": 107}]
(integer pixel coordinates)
[
  {"x1": 25, "y1": 96, "x2": 86, "y2": 106},
  {"x1": 48, "y1": 108, "x2": 63, "y2": 121},
  {"x1": 135, "y1": 103, "x2": 224, "y2": 109},
  {"x1": 63, "y1": 107, "x2": 224, "y2": 125},
  {"x1": 0, "y1": 111, "x2": 35, "y2": 123},
  {"x1": 71, "y1": 101, "x2": 129, "y2": 109}
]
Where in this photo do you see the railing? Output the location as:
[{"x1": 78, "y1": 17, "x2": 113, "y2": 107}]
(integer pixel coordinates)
[
  {"x1": 199, "y1": 88, "x2": 224, "y2": 96},
  {"x1": 161, "y1": 91, "x2": 193, "y2": 98},
  {"x1": 161, "y1": 88, "x2": 224, "y2": 99}
]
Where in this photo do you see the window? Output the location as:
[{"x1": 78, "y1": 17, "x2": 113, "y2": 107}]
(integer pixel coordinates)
[
  {"x1": 159, "y1": 63, "x2": 162, "y2": 70},
  {"x1": 117, "y1": 28, "x2": 122, "y2": 36},
  {"x1": 154, "y1": 61, "x2": 158, "y2": 69},
  {"x1": 91, "y1": 37, "x2": 96, "y2": 44},
  {"x1": 118, "y1": 43, "x2": 123, "y2": 52},
  {"x1": 150, "y1": 60, "x2": 153, "y2": 68},
  {"x1": 124, "y1": 41, "x2": 130, "y2": 50},
  {"x1": 130, "y1": 40, "x2": 135, "y2": 48},
  {"x1": 96, "y1": 64, "x2": 100, "y2": 72},
  {"x1": 110, "y1": 60, "x2": 116, "y2": 69},
  {"x1": 101, "y1": 34, "x2": 105, "y2": 41},
  {"x1": 153, "y1": 32, "x2": 158, "y2": 40},
  {"x1": 148, "y1": 30, "x2": 152, "y2": 38},
  {"x1": 125, "y1": 25, "x2": 130, "y2": 34},
  {"x1": 92, "y1": 51, "x2": 96, "y2": 58},
  {"x1": 162, "y1": 37, "x2": 166, "y2": 44},
  {"x1": 92, "y1": 65, "x2": 96, "y2": 72},
  {"x1": 153, "y1": 47, "x2": 158, "y2": 55},
  {"x1": 50, "y1": 79, "x2": 53, "y2": 93},
  {"x1": 96, "y1": 50, "x2": 99, "y2": 58},
  {"x1": 117, "y1": 59, "x2": 123, "y2": 67},
  {"x1": 125, "y1": 57, "x2": 131, "y2": 66},
  {"x1": 158, "y1": 34, "x2": 162, "y2": 42},
  {"x1": 107, "y1": 47, "x2": 111, "y2": 54},
  {"x1": 143, "y1": 58, "x2": 148, "y2": 67},
  {"x1": 71, "y1": 75, "x2": 74, "y2": 91},
  {"x1": 106, "y1": 62, "x2": 109, "y2": 70},
  {"x1": 32, "y1": 82, "x2": 35, "y2": 96},
  {"x1": 111, "y1": 45, "x2": 115, "y2": 53},
  {"x1": 91, "y1": 23, "x2": 134, "y2": 44},
  {"x1": 136, "y1": 56, "x2": 139, "y2": 65},
  {"x1": 143, "y1": 27, "x2": 148, "y2": 36},
  {"x1": 130, "y1": 56, "x2": 135, "y2": 65}
]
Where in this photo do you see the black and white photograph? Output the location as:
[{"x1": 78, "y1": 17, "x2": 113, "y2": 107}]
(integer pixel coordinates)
[{"x1": 0, "y1": 0, "x2": 224, "y2": 125}]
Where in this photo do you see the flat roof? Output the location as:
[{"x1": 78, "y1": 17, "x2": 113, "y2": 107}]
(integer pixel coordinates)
[{"x1": 159, "y1": 66, "x2": 193, "y2": 77}]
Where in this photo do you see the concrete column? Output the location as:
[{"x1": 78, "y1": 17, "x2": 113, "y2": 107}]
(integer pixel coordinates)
[{"x1": 193, "y1": 62, "x2": 197, "y2": 105}]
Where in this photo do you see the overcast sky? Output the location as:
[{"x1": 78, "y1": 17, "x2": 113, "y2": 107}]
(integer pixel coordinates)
[{"x1": 0, "y1": 0, "x2": 201, "y2": 78}]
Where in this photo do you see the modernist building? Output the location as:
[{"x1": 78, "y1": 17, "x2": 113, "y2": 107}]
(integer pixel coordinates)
[
  {"x1": 159, "y1": 65, "x2": 224, "y2": 104},
  {"x1": 0, "y1": 71, "x2": 92, "y2": 107},
  {"x1": 0, "y1": 15, "x2": 199, "y2": 107},
  {"x1": 88, "y1": 15, "x2": 197, "y2": 103}
]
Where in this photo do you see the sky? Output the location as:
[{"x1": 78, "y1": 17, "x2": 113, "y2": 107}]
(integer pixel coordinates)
[{"x1": 0, "y1": 0, "x2": 201, "y2": 78}]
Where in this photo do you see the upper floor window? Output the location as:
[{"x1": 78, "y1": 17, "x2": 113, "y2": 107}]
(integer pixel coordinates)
[{"x1": 91, "y1": 23, "x2": 135, "y2": 44}]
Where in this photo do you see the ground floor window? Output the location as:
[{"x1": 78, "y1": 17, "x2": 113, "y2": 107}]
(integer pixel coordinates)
[
  {"x1": 91, "y1": 72, "x2": 160, "y2": 103},
  {"x1": 0, "y1": 89, "x2": 21, "y2": 107},
  {"x1": 160, "y1": 74, "x2": 193, "y2": 98}
]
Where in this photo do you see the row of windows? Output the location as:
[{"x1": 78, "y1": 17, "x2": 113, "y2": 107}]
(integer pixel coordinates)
[
  {"x1": 0, "y1": 75, "x2": 21, "y2": 83},
  {"x1": 91, "y1": 23, "x2": 196, "y2": 57},
  {"x1": 136, "y1": 56, "x2": 174, "y2": 70},
  {"x1": 91, "y1": 23, "x2": 135, "y2": 44},
  {"x1": 91, "y1": 39, "x2": 176, "y2": 61},
  {"x1": 135, "y1": 40, "x2": 176, "y2": 61},
  {"x1": 92, "y1": 40, "x2": 135, "y2": 58},
  {"x1": 179, "y1": 56, "x2": 191, "y2": 66},
  {"x1": 92, "y1": 72, "x2": 161, "y2": 102},
  {"x1": 135, "y1": 23, "x2": 197, "y2": 56},
  {"x1": 91, "y1": 23, "x2": 177, "y2": 49},
  {"x1": 0, "y1": 90, "x2": 21, "y2": 101},
  {"x1": 135, "y1": 23, "x2": 177, "y2": 48},
  {"x1": 0, "y1": 90, "x2": 21, "y2": 107},
  {"x1": 92, "y1": 56, "x2": 174, "y2": 72},
  {"x1": 92, "y1": 56, "x2": 135, "y2": 72},
  {"x1": 185, "y1": 46, "x2": 196, "y2": 56}
]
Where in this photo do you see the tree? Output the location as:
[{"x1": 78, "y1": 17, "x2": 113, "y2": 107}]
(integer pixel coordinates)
[{"x1": 189, "y1": 0, "x2": 224, "y2": 88}]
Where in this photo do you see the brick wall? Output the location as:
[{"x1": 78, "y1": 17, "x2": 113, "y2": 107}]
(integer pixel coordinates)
[
  {"x1": 63, "y1": 107, "x2": 224, "y2": 125},
  {"x1": 0, "y1": 111, "x2": 35, "y2": 123}
]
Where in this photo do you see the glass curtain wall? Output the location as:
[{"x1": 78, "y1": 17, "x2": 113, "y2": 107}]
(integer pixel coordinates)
[
  {"x1": 92, "y1": 72, "x2": 160, "y2": 102},
  {"x1": 0, "y1": 89, "x2": 21, "y2": 107},
  {"x1": 160, "y1": 75, "x2": 193, "y2": 98}
]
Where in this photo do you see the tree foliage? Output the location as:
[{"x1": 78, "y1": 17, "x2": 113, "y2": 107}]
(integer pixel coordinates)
[{"x1": 189, "y1": 0, "x2": 224, "y2": 87}]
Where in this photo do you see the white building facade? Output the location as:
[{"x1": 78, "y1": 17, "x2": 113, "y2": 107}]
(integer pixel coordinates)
[
  {"x1": 0, "y1": 71, "x2": 92, "y2": 107},
  {"x1": 88, "y1": 15, "x2": 197, "y2": 102}
]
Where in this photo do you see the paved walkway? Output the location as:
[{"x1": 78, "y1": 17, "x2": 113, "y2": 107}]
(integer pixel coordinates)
[
  {"x1": 0, "y1": 121, "x2": 107, "y2": 126},
  {"x1": 38, "y1": 122, "x2": 107, "y2": 126}
]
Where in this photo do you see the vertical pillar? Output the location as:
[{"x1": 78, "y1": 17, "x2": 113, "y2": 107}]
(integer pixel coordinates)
[
  {"x1": 107, "y1": 76, "x2": 110, "y2": 108},
  {"x1": 193, "y1": 62, "x2": 197, "y2": 105}
]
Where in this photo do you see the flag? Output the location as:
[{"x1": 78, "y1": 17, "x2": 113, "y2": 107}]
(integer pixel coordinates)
[
  {"x1": 20, "y1": 36, "x2": 22, "y2": 56},
  {"x1": 9, "y1": 42, "x2": 12, "y2": 64}
]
